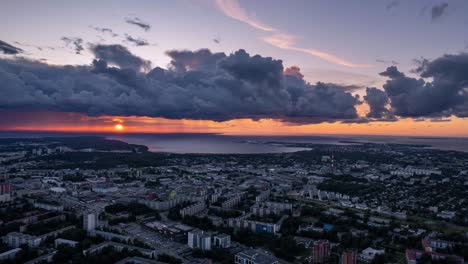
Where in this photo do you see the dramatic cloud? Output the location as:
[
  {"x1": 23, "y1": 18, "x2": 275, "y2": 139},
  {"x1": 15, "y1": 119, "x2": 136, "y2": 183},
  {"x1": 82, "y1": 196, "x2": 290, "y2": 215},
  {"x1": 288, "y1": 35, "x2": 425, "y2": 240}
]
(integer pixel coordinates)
[
  {"x1": 90, "y1": 44, "x2": 151, "y2": 71},
  {"x1": 165, "y1": 49, "x2": 226, "y2": 72},
  {"x1": 125, "y1": 34, "x2": 150, "y2": 46},
  {"x1": 0, "y1": 40, "x2": 23, "y2": 55},
  {"x1": 284, "y1": 66, "x2": 304, "y2": 80},
  {"x1": 431, "y1": 2, "x2": 448, "y2": 21},
  {"x1": 91, "y1": 26, "x2": 118, "y2": 37},
  {"x1": 61, "y1": 37, "x2": 84, "y2": 54},
  {"x1": 379, "y1": 53, "x2": 468, "y2": 118},
  {"x1": 125, "y1": 17, "x2": 151, "y2": 31},
  {"x1": 283, "y1": 66, "x2": 363, "y2": 93},
  {"x1": 363, "y1": 87, "x2": 392, "y2": 119},
  {"x1": 0, "y1": 47, "x2": 361, "y2": 124}
]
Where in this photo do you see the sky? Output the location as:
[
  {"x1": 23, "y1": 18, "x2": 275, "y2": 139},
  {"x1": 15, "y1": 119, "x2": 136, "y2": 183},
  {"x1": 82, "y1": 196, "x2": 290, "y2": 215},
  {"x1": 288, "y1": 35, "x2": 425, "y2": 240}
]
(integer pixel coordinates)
[{"x1": 1, "y1": 0, "x2": 468, "y2": 136}]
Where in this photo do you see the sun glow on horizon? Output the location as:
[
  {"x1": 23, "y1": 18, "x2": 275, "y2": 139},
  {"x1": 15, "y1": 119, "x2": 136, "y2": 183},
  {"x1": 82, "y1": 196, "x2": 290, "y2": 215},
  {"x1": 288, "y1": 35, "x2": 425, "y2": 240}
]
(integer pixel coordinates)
[
  {"x1": 1, "y1": 111, "x2": 467, "y2": 137},
  {"x1": 114, "y1": 124, "x2": 124, "y2": 131}
]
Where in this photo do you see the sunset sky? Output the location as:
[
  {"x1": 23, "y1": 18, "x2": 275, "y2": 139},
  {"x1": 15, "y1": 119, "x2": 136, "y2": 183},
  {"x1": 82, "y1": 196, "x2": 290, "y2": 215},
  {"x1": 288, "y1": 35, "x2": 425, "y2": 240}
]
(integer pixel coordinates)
[{"x1": 1, "y1": 0, "x2": 468, "y2": 136}]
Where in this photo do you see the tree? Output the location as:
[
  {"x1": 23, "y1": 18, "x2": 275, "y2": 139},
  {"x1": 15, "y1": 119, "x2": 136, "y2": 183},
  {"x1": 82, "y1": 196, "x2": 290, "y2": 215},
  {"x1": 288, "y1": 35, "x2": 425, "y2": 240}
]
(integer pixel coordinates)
[{"x1": 157, "y1": 254, "x2": 182, "y2": 264}]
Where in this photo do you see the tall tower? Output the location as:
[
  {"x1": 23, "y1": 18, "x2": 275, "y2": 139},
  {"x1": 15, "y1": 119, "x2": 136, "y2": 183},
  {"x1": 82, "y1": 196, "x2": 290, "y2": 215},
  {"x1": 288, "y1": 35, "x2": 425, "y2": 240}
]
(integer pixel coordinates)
[
  {"x1": 313, "y1": 240, "x2": 330, "y2": 264},
  {"x1": 83, "y1": 211, "x2": 98, "y2": 231},
  {"x1": 341, "y1": 249, "x2": 358, "y2": 264},
  {"x1": 331, "y1": 152, "x2": 335, "y2": 174},
  {"x1": 0, "y1": 178, "x2": 12, "y2": 203}
]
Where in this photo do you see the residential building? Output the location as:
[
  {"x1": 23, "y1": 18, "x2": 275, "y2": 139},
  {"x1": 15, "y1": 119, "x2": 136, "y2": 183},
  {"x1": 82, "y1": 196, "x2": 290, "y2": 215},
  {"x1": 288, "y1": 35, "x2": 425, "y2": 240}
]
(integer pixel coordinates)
[
  {"x1": 235, "y1": 249, "x2": 278, "y2": 264},
  {"x1": 83, "y1": 211, "x2": 98, "y2": 231},
  {"x1": 188, "y1": 230, "x2": 211, "y2": 251},
  {"x1": 33, "y1": 202, "x2": 64, "y2": 211},
  {"x1": 406, "y1": 249, "x2": 464, "y2": 264},
  {"x1": 4, "y1": 232, "x2": 41, "y2": 248},
  {"x1": 313, "y1": 240, "x2": 330, "y2": 264},
  {"x1": 180, "y1": 202, "x2": 206, "y2": 218},
  {"x1": 359, "y1": 247, "x2": 385, "y2": 262},
  {"x1": 0, "y1": 248, "x2": 21, "y2": 261},
  {"x1": 222, "y1": 195, "x2": 242, "y2": 209},
  {"x1": 0, "y1": 182, "x2": 11, "y2": 202},
  {"x1": 213, "y1": 234, "x2": 231, "y2": 248},
  {"x1": 341, "y1": 249, "x2": 357, "y2": 264},
  {"x1": 55, "y1": 238, "x2": 79, "y2": 248}
]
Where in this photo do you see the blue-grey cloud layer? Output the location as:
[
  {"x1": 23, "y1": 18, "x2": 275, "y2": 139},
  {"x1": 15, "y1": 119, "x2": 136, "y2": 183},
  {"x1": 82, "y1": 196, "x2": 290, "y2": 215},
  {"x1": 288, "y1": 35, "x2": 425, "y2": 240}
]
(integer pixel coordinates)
[
  {"x1": 364, "y1": 87, "x2": 392, "y2": 119},
  {"x1": 0, "y1": 40, "x2": 23, "y2": 54},
  {"x1": 378, "y1": 53, "x2": 468, "y2": 118},
  {"x1": 1, "y1": 43, "x2": 467, "y2": 123},
  {"x1": 91, "y1": 44, "x2": 151, "y2": 71},
  {"x1": 0, "y1": 45, "x2": 360, "y2": 123}
]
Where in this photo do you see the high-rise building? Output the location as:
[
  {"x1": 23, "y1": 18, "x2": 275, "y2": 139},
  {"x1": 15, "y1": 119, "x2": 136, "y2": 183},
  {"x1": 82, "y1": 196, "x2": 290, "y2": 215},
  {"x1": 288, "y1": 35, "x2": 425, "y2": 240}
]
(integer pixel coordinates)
[
  {"x1": 83, "y1": 211, "x2": 98, "y2": 231},
  {"x1": 235, "y1": 249, "x2": 279, "y2": 264},
  {"x1": 188, "y1": 230, "x2": 211, "y2": 251},
  {"x1": 341, "y1": 249, "x2": 358, "y2": 264},
  {"x1": 0, "y1": 182, "x2": 11, "y2": 202},
  {"x1": 313, "y1": 240, "x2": 330, "y2": 264},
  {"x1": 5, "y1": 232, "x2": 41, "y2": 248},
  {"x1": 213, "y1": 234, "x2": 231, "y2": 248}
]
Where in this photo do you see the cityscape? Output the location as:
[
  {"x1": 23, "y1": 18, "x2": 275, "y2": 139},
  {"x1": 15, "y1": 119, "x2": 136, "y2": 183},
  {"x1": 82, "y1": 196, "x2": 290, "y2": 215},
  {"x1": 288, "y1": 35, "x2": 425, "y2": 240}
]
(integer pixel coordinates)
[
  {"x1": 1, "y1": 0, "x2": 468, "y2": 263},
  {"x1": 0, "y1": 136, "x2": 466, "y2": 263}
]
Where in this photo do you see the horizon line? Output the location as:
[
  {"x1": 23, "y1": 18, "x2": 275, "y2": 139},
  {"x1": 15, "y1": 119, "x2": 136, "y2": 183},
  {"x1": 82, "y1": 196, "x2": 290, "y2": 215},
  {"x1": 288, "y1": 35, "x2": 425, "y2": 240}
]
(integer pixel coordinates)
[{"x1": 0, "y1": 130, "x2": 467, "y2": 139}]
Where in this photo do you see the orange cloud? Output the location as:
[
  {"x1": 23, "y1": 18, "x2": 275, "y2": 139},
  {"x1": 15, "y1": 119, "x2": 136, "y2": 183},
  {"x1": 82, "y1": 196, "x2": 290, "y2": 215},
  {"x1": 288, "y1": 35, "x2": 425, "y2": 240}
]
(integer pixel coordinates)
[
  {"x1": 215, "y1": 0, "x2": 276, "y2": 31},
  {"x1": 1, "y1": 111, "x2": 467, "y2": 137},
  {"x1": 214, "y1": 0, "x2": 370, "y2": 68},
  {"x1": 264, "y1": 34, "x2": 371, "y2": 68}
]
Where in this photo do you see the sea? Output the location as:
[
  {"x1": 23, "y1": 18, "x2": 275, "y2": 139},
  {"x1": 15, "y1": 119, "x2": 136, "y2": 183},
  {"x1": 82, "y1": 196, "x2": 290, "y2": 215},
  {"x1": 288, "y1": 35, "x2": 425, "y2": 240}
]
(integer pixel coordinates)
[{"x1": 0, "y1": 132, "x2": 467, "y2": 154}]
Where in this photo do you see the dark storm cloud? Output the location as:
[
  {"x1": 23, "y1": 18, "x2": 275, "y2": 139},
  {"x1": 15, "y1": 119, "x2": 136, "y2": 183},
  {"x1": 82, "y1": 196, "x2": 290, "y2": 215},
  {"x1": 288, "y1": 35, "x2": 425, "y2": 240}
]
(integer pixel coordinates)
[
  {"x1": 61, "y1": 37, "x2": 84, "y2": 54},
  {"x1": 363, "y1": 87, "x2": 394, "y2": 120},
  {"x1": 284, "y1": 66, "x2": 304, "y2": 79},
  {"x1": 431, "y1": 2, "x2": 448, "y2": 21},
  {"x1": 125, "y1": 34, "x2": 150, "y2": 46},
  {"x1": 166, "y1": 49, "x2": 226, "y2": 72},
  {"x1": 91, "y1": 26, "x2": 118, "y2": 37},
  {"x1": 90, "y1": 44, "x2": 151, "y2": 71},
  {"x1": 284, "y1": 66, "x2": 363, "y2": 92},
  {"x1": 0, "y1": 47, "x2": 361, "y2": 123},
  {"x1": 218, "y1": 49, "x2": 284, "y2": 88},
  {"x1": 0, "y1": 40, "x2": 23, "y2": 55},
  {"x1": 378, "y1": 53, "x2": 468, "y2": 118},
  {"x1": 125, "y1": 17, "x2": 151, "y2": 31}
]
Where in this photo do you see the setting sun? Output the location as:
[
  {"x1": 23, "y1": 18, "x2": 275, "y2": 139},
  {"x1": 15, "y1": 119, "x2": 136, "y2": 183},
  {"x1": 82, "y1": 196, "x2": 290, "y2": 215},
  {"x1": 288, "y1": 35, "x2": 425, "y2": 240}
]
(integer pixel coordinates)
[{"x1": 114, "y1": 124, "x2": 124, "y2": 131}]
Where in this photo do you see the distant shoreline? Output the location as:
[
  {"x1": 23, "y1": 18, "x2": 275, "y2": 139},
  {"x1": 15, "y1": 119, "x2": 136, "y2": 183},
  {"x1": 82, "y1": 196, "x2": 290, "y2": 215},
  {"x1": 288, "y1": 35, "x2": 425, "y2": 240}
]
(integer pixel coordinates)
[{"x1": 0, "y1": 131, "x2": 467, "y2": 153}]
